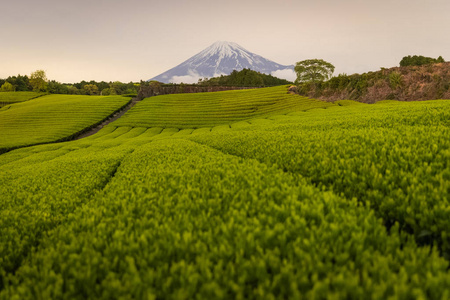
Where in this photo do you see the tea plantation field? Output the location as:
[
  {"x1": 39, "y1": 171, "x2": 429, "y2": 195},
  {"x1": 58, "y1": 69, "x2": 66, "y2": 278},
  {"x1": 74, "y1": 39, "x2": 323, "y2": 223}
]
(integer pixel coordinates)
[
  {"x1": 0, "y1": 87, "x2": 449, "y2": 299},
  {"x1": 114, "y1": 86, "x2": 333, "y2": 128},
  {"x1": 0, "y1": 92, "x2": 46, "y2": 107},
  {"x1": 0, "y1": 94, "x2": 131, "y2": 153}
]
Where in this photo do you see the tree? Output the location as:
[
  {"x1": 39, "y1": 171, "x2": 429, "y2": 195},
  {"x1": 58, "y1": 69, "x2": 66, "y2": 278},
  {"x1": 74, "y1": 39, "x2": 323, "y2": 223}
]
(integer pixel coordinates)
[
  {"x1": 0, "y1": 82, "x2": 15, "y2": 92},
  {"x1": 294, "y1": 59, "x2": 335, "y2": 85},
  {"x1": 110, "y1": 81, "x2": 125, "y2": 95},
  {"x1": 399, "y1": 55, "x2": 445, "y2": 67},
  {"x1": 48, "y1": 80, "x2": 69, "y2": 94},
  {"x1": 67, "y1": 86, "x2": 80, "y2": 95},
  {"x1": 101, "y1": 88, "x2": 112, "y2": 95},
  {"x1": 30, "y1": 70, "x2": 48, "y2": 92},
  {"x1": 6, "y1": 75, "x2": 30, "y2": 91},
  {"x1": 83, "y1": 84, "x2": 99, "y2": 95},
  {"x1": 198, "y1": 69, "x2": 291, "y2": 87}
]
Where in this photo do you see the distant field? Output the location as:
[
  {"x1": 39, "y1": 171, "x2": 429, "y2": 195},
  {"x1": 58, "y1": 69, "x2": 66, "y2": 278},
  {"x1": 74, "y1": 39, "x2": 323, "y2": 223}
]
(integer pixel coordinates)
[
  {"x1": 0, "y1": 94, "x2": 130, "y2": 153},
  {"x1": 0, "y1": 91, "x2": 46, "y2": 107},
  {"x1": 1, "y1": 95, "x2": 449, "y2": 299},
  {"x1": 114, "y1": 85, "x2": 334, "y2": 128}
]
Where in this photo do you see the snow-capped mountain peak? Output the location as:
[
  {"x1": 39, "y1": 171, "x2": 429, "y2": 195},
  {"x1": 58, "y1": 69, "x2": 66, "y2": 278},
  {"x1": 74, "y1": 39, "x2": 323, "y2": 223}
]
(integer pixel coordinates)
[
  {"x1": 150, "y1": 41, "x2": 295, "y2": 84},
  {"x1": 198, "y1": 41, "x2": 251, "y2": 61}
]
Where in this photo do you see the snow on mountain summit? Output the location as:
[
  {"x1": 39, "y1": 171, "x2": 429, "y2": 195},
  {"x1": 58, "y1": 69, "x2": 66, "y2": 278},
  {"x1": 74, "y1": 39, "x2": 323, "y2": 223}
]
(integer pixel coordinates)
[{"x1": 150, "y1": 41, "x2": 295, "y2": 84}]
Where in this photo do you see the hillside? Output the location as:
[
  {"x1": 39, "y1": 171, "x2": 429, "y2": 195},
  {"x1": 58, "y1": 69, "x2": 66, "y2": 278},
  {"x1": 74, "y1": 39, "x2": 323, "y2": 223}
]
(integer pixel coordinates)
[
  {"x1": 199, "y1": 68, "x2": 292, "y2": 86},
  {"x1": 0, "y1": 92, "x2": 46, "y2": 107},
  {"x1": 0, "y1": 97, "x2": 449, "y2": 298},
  {"x1": 114, "y1": 86, "x2": 333, "y2": 128},
  {"x1": 0, "y1": 94, "x2": 130, "y2": 153},
  {"x1": 299, "y1": 62, "x2": 450, "y2": 103}
]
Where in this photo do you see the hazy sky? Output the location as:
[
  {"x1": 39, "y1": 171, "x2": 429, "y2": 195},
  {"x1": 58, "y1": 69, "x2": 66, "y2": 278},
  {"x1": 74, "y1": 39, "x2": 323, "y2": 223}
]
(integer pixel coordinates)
[{"x1": 1, "y1": 0, "x2": 449, "y2": 83}]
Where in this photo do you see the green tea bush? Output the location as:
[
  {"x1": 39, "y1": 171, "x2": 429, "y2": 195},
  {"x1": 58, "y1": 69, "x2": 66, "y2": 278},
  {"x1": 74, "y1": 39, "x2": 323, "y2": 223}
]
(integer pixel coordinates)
[
  {"x1": 113, "y1": 86, "x2": 333, "y2": 129},
  {"x1": 1, "y1": 89, "x2": 450, "y2": 298},
  {"x1": 0, "y1": 94, "x2": 130, "y2": 153},
  {"x1": 191, "y1": 100, "x2": 450, "y2": 257},
  {"x1": 0, "y1": 91, "x2": 45, "y2": 107},
  {"x1": 2, "y1": 139, "x2": 449, "y2": 299}
]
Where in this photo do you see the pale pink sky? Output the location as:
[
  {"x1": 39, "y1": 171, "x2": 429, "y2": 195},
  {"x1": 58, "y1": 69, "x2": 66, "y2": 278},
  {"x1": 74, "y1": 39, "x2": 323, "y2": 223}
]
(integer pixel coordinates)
[{"x1": 1, "y1": 0, "x2": 449, "y2": 83}]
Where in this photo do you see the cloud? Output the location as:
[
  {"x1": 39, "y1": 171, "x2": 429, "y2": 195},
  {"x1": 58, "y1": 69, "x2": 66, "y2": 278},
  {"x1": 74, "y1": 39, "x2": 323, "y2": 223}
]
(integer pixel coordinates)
[
  {"x1": 212, "y1": 72, "x2": 226, "y2": 78},
  {"x1": 169, "y1": 71, "x2": 227, "y2": 84},
  {"x1": 169, "y1": 71, "x2": 201, "y2": 84},
  {"x1": 271, "y1": 69, "x2": 297, "y2": 82}
]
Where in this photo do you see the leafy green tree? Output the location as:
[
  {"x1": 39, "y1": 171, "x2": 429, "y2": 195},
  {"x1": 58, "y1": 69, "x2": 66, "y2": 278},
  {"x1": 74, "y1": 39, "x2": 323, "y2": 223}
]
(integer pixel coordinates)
[
  {"x1": 101, "y1": 88, "x2": 112, "y2": 95},
  {"x1": 83, "y1": 84, "x2": 99, "y2": 95},
  {"x1": 110, "y1": 81, "x2": 125, "y2": 95},
  {"x1": 74, "y1": 80, "x2": 87, "y2": 90},
  {"x1": 48, "y1": 81, "x2": 69, "y2": 94},
  {"x1": 0, "y1": 82, "x2": 15, "y2": 92},
  {"x1": 295, "y1": 59, "x2": 335, "y2": 85},
  {"x1": 67, "y1": 86, "x2": 80, "y2": 95},
  {"x1": 399, "y1": 55, "x2": 445, "y2": 67},
  {"x1": 6, "y1": 75, "x2": 30, "y2": 91},
  {"x1": 97, "y1": 81, "x2": 110, "y2": 91},
  {"x1": 199, "y1": 69, "x2": 291, "y2": 87},
  {"x1": 30, "y1": 70, "x2": 48, "y2": 92}
]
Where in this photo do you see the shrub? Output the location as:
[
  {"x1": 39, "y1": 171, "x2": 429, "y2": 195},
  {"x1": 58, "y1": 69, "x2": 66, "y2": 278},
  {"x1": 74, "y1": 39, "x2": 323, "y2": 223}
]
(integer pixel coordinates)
[{"x1": 389, "y1": 71, "x2": 403, "y2": 89}]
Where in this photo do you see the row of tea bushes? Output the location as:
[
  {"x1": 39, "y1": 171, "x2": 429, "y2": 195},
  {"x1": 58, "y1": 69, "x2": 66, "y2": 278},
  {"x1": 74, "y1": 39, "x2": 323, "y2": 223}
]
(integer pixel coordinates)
[{"x1": 2, "y1": 139, "x2": 449, "y2": 299}]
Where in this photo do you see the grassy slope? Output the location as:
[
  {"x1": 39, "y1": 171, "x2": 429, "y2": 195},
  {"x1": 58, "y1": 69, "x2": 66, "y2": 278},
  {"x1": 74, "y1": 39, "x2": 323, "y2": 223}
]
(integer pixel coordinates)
[
  {"x1": 114, "y1": 86, "x2": 333, "y2": 128},
  {"x1": 0, "y1": 94, "x2": 130, "y2": 153},
  {"x1": 0, "y1": 92, "x2": 46, "y2": 107},
  {"x1": 0, "y1": 91, "x2": 449, "y2": 298}
]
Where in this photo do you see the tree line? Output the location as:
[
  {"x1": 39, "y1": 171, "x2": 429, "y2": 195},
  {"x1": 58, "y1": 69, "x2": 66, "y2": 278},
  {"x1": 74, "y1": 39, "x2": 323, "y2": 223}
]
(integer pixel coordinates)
[
  {"x1": 0, "y1": 70, "x2": 139, "y2": 95},
  {"x1": 197, "y1": 69, "x2": 292, "y2": 87},
  {"x1": 293, "y1": 55, "x2": 446, "y2": 96},
  {"x1": 4, "y1": 54, "x2": 442, "y2": 96},
  {"x1": 399, "y1": 55, "x2": 445, "y2": 67}
]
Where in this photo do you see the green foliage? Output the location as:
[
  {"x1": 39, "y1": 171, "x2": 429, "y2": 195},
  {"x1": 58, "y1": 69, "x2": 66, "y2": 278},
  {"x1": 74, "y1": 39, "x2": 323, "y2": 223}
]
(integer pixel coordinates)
[
  {"x1": 0, "y1": 74, "x2": 140, "y2": 96},
  {"x1": 0, "y1": 75, "x2": 31, "y2": 91},
  {"x1": 29, "y1": 70, "x2": 48, "y2": 92},
  {"x1": 0, "y1": 82, "x2": 14, "y2": 92},
  {"x1": 298, "y1": 62, "x2": 450, "y2": 102},
  {"x1": 0, "y1": 91, "x2": 45, "y2": 107},
  {"x1": 400, "y1": 55, "x2": 446, "y2": 67},
  {"x1": 113, "y1": 86, "x2": 333, "y2": 128},
  {"x1": 47, "y1": 80, "x2": 69, "y2": 94},
  {"x1": 1, "y1": 98, "x2": 450, "y2": 298},
  {"x1": 389, "y1": 71, "x2": 403, "y2": 89},
  {"x1": 200, "y1": 69, "x2": 292, "y2": 87},
  {"x1": 326, "y1": 73, "x2": 349, "y2": 90},
  {"x1": 121, "y1": 93, "x2": 137, "y2": 98},
  {"x1": 1, "y1": 91, "x2": 450, "y2": 298},
  {"x1": 297, "y1": 72, "x2": 373, "y2": 99},
  {"x1": 84, "y1": 84, "x2": 99, "y2": 95},
  {"x1": 294, "y1": 59, "x2": 335, "y2": 85},
  {"x1": 191, "y1": 99, "x2": 450, "y2": 257},
  {"x1": 0, "y1": 95, "x2": 130, "y2": 152}
]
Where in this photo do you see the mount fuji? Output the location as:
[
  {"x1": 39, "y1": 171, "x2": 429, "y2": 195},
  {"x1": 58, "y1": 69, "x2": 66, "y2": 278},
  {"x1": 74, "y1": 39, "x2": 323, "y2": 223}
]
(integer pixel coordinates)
[{"x1": 150, "y1": 41, "x2": 295, "y2": 84}]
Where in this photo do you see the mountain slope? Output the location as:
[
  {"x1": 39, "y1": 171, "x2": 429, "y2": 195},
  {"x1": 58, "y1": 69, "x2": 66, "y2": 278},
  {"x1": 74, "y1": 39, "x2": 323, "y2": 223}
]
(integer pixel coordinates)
[
  {"x1": 300, "y1": 62, "x2": 450, "y2": 103},
  {"x1": 150, "y1": 41, "x2": 294, "y2": 83}
]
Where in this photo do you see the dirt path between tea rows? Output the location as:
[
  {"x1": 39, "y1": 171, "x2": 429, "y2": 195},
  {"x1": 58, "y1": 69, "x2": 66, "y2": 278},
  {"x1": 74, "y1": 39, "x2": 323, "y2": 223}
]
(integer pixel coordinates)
[{"x1": 74, "y1": 97, "x2": 141, "y2": 140}]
